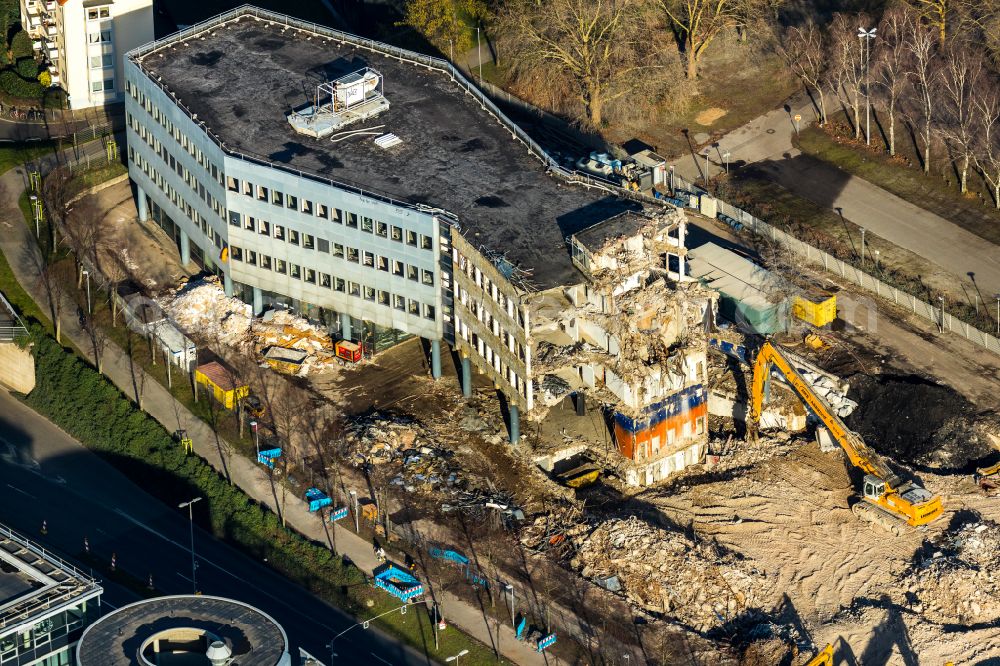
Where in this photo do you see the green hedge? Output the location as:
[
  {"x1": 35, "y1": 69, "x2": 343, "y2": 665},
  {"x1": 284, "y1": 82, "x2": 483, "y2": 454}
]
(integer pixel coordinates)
[
  {"x1": 15, "y1": 57, "x2": 36, "y2": 79},
  {"x1": 0, "y1": 69, "x2": 44, "y2": 99},
  {"x1": 9, "y1": 30, "x2": 31, "y2": 59},
  {"x1": 23, "y1": 325, "x2": 365, "y2": 600}
]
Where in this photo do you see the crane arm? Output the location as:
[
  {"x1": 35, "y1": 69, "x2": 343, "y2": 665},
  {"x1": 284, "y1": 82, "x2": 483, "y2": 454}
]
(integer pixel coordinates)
[{"x1": 749, "y1": 342, "x2": 898, "y2": 487}]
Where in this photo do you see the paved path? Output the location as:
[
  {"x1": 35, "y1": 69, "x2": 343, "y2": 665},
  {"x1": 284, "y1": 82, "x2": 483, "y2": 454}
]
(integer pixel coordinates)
[
  {"x1": 0, "y1": 152, "x2": 556, "y2": 665},
  {"x1": 671, "y1": 94, "x2": 1000, "y2": 299}
]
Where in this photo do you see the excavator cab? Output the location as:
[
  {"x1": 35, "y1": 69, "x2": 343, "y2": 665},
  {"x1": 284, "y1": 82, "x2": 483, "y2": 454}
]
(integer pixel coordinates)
[{"x1": 863, "y1": 475, "x2": 885, "y2": 501}]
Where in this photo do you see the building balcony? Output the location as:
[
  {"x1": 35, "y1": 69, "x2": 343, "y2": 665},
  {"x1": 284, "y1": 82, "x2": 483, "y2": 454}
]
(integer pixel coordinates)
[
  {"x1": 43, "y1": 0, "x2": 55, "y2": 10},
  {"x1": 44, "y1": 24, "x2": 57, "y2": 36},
  {"x1": 47, "y1": 48, "x2": 58, "y2": 60}
]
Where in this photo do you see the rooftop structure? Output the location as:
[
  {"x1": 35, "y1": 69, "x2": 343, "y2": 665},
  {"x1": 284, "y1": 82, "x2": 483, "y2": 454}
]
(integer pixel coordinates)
[
  {"x1": 0, "y1": 522, "x2": 102, "y2": 666},
  {"x1": 134, "y1": 13, "x2": 633, "y2": 290},
  {"x1": 76, "y1": 595, "x2": 291, "y2": 666}
]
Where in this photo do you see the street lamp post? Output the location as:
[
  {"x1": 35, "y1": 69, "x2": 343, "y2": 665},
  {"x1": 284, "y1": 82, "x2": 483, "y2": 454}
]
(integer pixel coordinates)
[
  {"x1": 860, "y1": 227, "x2": 866, "y2": 269},
  {"x1": 349, "y1": 490, "x2": 359, "y2": 532},
  {"x1": 476, "y1": 27, "x2": 482, "y2": 81},
  {"x1": 178, "y1": 497, "x2": 202, "y2": 594},
  {"x1": 722, "y1": 151, "x2": 731, "y2": 175},
  {"x1": 82, "y1": 269, "x2": 91, "y2": 314},
  {"x1": 858, "y1": 27, "x2": 877, "y2": 146},
  {"x1": 446, "y1": 649, "x2": 469, "y2": 664},
  {"x1": 250, "y1": 420, "x2": 259, "y2": 455},
  {"x1": 504, "y1": 583, "x2": 516, "y2": 629},
  {"x1": 29, "y1": 195, "x2": 39, "y2": 236}
]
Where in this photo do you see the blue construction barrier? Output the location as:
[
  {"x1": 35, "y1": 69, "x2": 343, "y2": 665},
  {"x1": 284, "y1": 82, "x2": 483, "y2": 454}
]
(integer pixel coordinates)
[
  {"x1": 515, "y1": 616, "x2": 527, "y2": 640},
  {"x1": 428, "y1": 547, "x2": 469, "y2": 566},
  {"x1": 305, "y1": 488, "x2": 333, "y2": 512},
  {"x1": 329, "y1": 506, "x2": 349, "y2": 522},
  {"x1": 717, "y1": 212, "x2": 744, "y2": 232},
  {"x1": 373, "y1": 563, "x2": 424, "y2": 602},
  {"x1": 709, "y1": 338, "x2": 749, "y2": 365},
  {"x1": 537, "y1": 633, "x2": 557, "y2": 652},
  {"x1": 257, "y1": 447, "x2": 282, "y2": 468}
]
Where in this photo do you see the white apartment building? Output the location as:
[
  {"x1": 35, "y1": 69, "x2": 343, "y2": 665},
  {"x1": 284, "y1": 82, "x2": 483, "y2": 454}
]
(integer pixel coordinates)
[{"x1": 20, "y1": 0, "x2": 153, "y2": 109}]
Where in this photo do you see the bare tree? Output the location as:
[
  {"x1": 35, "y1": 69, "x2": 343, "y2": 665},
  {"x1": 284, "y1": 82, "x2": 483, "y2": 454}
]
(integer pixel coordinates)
[
  {"x1": 936, "y1": 43, "x2": 983, "y2": 193},
  {"x1": 777, "y1": 21, "x2": 829, "y2": 125},
  {"x1": 874, "y1": 5, "x2": 913, "y2": 156},
  {"x1": 657, "y1": 0, "x2": 777, "y2": 80},
  {"x1": 974, "y1": 81, "x2": 1000, "y2": 208},
  {"x1": 497, "y1": 0, "x2": 666, "y2": 126},
  {"x1": 39, "y1": 166, "x2": 75, "y2": 254},
  {"x1": 828, "y1": 13, "x2": 868, "y2": 140},
  {"x1": 904, "y1": 20, "x2": 941, "y2": 173}
]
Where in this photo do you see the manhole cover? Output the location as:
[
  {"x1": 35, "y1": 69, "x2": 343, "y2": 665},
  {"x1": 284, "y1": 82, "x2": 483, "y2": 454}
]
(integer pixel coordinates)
[{"x1": 766, "y1": 129, "x2": 776, "y2": 134}]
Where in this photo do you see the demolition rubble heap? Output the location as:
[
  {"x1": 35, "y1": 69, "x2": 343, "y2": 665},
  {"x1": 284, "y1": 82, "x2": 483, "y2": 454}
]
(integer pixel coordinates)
[
  {"x1": 900, "y1": 519, "x2": 1000, "y2": 624},
  {"x1": 345, "y1": 413, "x2": 460, "y2": 493},
  {"x1": 159, "y1": 276, "x2": 340, "y2": 374},
  {"x1": 522, "y1": 515, "x2": 770, "y2": 632}
]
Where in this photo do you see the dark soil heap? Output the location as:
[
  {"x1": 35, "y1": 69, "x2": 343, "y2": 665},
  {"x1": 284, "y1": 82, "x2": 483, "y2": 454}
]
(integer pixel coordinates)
[{"x1": 846, "y1": 374, "x2": 995, "y2": 470}]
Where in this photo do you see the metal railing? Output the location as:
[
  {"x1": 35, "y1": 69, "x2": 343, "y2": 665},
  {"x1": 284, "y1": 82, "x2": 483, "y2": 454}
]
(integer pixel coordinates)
[
  {"x1": 673, "y1": 173, "x2": 1000, "y2": 356},
  {"x1": 0, "y1": 291, "x2": 28, "y2": 342}
]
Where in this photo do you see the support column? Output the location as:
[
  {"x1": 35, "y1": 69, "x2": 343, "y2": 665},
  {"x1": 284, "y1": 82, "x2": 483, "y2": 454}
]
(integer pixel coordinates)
[
  {"x1": 509, "y1": 404, "x2": 520, "y2": 445},
  {"x1": 179, "y1": 229, "x2": 190, "y2": 266},
  {"x1": 430, "y1": 339, "x2": 441, "y2": 380},
  {"x1": 135, "y1": 184, "x2": 149, "y2": 222},
  {"x1": 252, "y1": 287, "x2": 263, "y2": 316},
  {"x1": 223, "y1": 273, "x2": 233, "y2": 298},
  {"x1": 461, "y1": 356, "x2": 472, "y2": 398},
  {"x1": 340, "y1": 312, "x2": 352, "y2": 341}
]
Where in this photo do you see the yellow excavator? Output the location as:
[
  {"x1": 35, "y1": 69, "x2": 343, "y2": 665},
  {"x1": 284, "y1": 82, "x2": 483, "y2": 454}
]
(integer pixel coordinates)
[{"x1": 747, "y1": 341, "x2": 944, "y2": 534}]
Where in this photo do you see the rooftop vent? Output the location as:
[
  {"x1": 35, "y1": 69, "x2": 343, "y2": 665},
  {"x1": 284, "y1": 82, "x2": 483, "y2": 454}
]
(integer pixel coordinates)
[
  {"x1": 374, "y1": 133, "x2": 401, "y2": 149},
  {"x1": 287, "y1": 67, "x2": 390, "y2": 139},
  {"x1": 206, "y1": 640, "x2": 232, "y2": 666}
]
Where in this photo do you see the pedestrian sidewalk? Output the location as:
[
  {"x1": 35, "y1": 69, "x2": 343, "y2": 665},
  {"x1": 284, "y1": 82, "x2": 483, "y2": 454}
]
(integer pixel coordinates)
[{"x1": 0, "y1": 154, "x2": 558, "y2": 665}]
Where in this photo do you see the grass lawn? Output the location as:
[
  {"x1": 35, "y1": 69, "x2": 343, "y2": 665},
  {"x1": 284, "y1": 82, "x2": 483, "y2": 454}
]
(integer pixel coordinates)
[
  {"x1": 795, "y1": 122, "x2": 1000, "y2": 247},
  {"x1": 0, "y1": 140, "x2": 57, "y2": 174},
  {"x1": 69, "y1": 161, "x2": 127, "y2": 194},
  {"x1": 0, "y1": 244, "x2": 50, "y2": 330}
]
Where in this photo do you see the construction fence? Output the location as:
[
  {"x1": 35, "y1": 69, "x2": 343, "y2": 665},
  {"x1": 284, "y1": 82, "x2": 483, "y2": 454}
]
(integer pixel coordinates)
[{"x1": 672, "y1": 173, "x2": 1000, "y2": 356}]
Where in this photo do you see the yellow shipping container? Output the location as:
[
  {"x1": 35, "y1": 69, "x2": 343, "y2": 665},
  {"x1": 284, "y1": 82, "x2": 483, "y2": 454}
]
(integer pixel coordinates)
[
  {"x1": 194, "y1": 361, "x2": 249, "y2": 410},
  {"x1": 793, "y1": 293, "x2": 837, "y2": 327}
]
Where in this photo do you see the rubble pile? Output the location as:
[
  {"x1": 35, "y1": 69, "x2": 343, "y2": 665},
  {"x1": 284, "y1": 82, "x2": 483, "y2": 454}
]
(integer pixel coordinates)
[
  {"x1": 161, "y1": 276, "x2": 252, "y2": 349},
  {"x1": 160, "y1": 277, "x2": 341, "y2": 375},
  {"x1": 902, "y1": 519, "x2": 1000, "y2": 623},
  {"x1": 848, "y1": 374, "x2": 996, "y2": 468},
  {"x1": 567, "y1": 517, "x2": 769, "y2": 631},
  {"x1": 798, "y1": 368, "x2": 856, "y2": 417},
  {"x1": 345, "y1": 414, "x2": 460, "y2": 494}
]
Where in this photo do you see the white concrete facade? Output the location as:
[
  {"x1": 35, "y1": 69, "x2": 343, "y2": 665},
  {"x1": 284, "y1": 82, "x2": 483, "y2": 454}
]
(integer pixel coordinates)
[
  {"x1": 124, "y1": 60, "x2": 447, "y2": 344},
  {"x1": 21, "y1": 0, "x2": 152, "y2": 109}
]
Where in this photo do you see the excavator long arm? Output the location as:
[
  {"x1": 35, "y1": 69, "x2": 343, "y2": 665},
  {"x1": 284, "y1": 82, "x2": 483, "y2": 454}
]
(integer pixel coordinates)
[{"x1": 749, "y1": 342, "x2": 898, "y2": 487}]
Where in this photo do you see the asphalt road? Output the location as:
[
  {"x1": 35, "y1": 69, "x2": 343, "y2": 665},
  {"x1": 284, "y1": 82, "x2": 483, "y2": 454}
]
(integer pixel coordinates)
[{"x1": 0, "y1": 389, "x2": 434, "y2": 666}]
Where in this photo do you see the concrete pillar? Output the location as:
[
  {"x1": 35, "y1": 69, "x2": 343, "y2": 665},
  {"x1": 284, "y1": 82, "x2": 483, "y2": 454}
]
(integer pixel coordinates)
[
  {"x1": 136, "y1": 184, "x2": 149, "y2": 221},
  {"x1": 252, "y1": 287, "x2": 263, "y2": 316},
  {"x1": 461, "y1": 356, "x2": 472, "y2": 398},
  {"x1": 340, "y1": 312, "x2": 352, "y2": 341},
  {"x1": 223, "y1": 273, "x2": 233, "y2": 298},
  {"x1": 430, "y1": 339, "x2": 441, "y2": 380},
  {"x1": 179, "y1": 229, "x2": 190, "y2": 266},
  {"x1": 509, "y1": 403, "x2": 520, "y2": 445}
]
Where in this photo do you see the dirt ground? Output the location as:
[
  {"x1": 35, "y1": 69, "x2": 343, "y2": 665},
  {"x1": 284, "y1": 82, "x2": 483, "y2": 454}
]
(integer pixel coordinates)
[{"x1": 79, "y1": 180, "x2": 190, "y2": 290}]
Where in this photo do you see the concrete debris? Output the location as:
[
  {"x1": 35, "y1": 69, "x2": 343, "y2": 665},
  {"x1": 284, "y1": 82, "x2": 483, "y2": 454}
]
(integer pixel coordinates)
[
  {"x1": 522, "y1": 514, "x2": 770, "y2": 632},
  {"x1": 901, "y1": 519, "x2": 1000, "y2": 623},
  {"x1": 799, "y1": 369, "x2": 856, "y2": 417},
  {"x1": 161, "y1": 276, "x2": 252, "y2": 349},
  {"x1": 344, "y1": 413, "x2": 459, "y2": 493},
  {"x1": 159, "y1": 276, "x2": 341, "y2": 375}
]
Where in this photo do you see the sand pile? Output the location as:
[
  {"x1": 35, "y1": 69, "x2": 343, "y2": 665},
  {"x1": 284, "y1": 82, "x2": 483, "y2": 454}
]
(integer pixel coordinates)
[
  {"x1": 567, "y1": 516, "x2": 770, "y2": 632},
  {"x1": 902, "y1": 519, "x2": 1000, "y2": 623}
]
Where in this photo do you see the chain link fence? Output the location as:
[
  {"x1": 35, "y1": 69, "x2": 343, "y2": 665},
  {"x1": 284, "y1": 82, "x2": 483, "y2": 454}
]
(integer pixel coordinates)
[{"x1": 673, "y1": 173, "x2": 1000, "y2": 355}]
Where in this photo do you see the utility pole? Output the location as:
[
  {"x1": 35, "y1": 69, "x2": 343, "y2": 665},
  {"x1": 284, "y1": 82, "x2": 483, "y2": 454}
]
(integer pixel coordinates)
[
  {"x1": 82, "y1": 269, "x2": 91, "y2": 314},
  {"x1": 860, "y1": 227, "x2": 866, "y2": 269}
]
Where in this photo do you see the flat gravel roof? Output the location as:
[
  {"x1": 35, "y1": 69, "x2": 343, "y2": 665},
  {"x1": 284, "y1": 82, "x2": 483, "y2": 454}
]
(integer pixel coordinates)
[
  {"x1": 137, "y1": 14, "x2": 637, "y2": 289},
  {"x1": 76, "y1": 595, "x2": 287, "y2": 666}
]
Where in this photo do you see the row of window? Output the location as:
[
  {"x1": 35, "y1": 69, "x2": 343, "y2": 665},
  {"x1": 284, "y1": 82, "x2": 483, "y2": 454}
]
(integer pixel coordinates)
[
  {"x1": 229, "y1": 247, "x2": 436, "y2": 320},
  {"x1": 86, "y1": 7, "x2": 111, "y2": 20},
  {"x1": 462, "y1": 327, "x2": 528, "y2": 400},
  {"x1": 227, "y1": 179, "x2": 434, "y2": 252},
  {"x1": 130, "y1": 143, "x2": 228, "y2": 234},
  {"x1": 90, "y1": 78, "x2": 114, "y2": 93},
  {"x1": 88, "y1": 29, "x2": 112, "y2": 43},
  {"x1": 89, "y1": 54, "x2": 113, "y2": 70},
  {"x1": 230, "y1": 237, "x2": 435, "y2": 285},
  {"x1": 456, "y1": 250, "x2": 526, "y2": 330},
  {"x1": 126, "y1": 80, "x2": 224, "y2": 191}
]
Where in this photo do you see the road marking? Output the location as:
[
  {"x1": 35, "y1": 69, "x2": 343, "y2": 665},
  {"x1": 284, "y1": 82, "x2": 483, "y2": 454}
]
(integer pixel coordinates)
[
  {"x1": 371, "y1": 653, "x2": 392, "y2": 665},
  {"x1": 112, "y1": 508, "x2": 340, "y2": 633},
  {"x1": 5, "y1": 483, "x2": 36, "y2": 499},
  {"x1": 102, "y1": 600, "x2": 119, "y2": 610}
]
